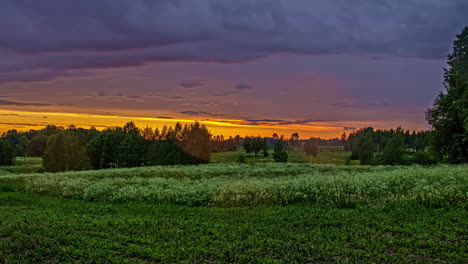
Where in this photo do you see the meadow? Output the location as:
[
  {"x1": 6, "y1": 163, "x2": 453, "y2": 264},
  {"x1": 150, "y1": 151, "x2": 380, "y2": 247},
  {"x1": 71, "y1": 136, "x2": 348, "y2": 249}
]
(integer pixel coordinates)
[
  {"x1": 211, "y1": 147, "x2": 359, "y2": 165},
  {"x1": 3, "y1": 163, "x2": 466, "y2": 207},
  {"x1": 0, "y1": 156, "x2": 467, "y2": 263}
]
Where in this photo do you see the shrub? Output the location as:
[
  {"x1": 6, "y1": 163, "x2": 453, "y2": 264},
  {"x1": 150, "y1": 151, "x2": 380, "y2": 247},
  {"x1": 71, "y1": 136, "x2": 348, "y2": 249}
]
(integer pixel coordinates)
[
  {"x1": 273, "y1": 140, "x2": 288, "y2": 162},
  {"x1": 412, "y1": 151, "x2": 437, "y2": 165}
]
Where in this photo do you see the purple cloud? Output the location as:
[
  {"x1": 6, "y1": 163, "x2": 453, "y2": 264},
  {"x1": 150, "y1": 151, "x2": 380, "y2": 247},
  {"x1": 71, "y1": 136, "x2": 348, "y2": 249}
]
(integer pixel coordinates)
[
  {"x1": 0, "y1": 0, "x2": 466, "y2": 83},
  {"x1": 180, "y1": 80, "x2": 205, "y2": 88}
]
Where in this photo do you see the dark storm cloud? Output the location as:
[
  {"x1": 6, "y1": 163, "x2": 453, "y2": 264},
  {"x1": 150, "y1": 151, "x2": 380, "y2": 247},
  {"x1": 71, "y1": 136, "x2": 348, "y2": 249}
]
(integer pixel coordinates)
[
  {"x1": 279, "y1": 119, "x2": 331, "y2": 125},
  {"x1": 242, "y1": 118, "x2": 337, "y2": 125},
  {"x1": 0, "y1": 0, "x2": 466, "y2": 82},
  {"x1": 179, "y1": 80, "x2": 205, "y2": 88},
  {"x1": 246, "y1": 119, "x2": 285, "y2": 123},
  {"x1": 367, "y1": 102, "x2": 393, "y2": 107},
  {"x1": 180, "y1": 110, "x2": 223, "y2": 117},
  {"x1": 234, "y1": 82, "x2": 254, "y2": 90},
  {"x1": 0, "y1": 99, "x2": 50, "y2": 107}
]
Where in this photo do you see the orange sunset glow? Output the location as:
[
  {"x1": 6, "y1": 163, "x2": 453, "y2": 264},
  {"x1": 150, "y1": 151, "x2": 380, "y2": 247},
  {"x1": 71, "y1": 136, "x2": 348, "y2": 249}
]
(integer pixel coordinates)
[{"x1": 0, "y1": 108, "x2": 425, "y2": 139}]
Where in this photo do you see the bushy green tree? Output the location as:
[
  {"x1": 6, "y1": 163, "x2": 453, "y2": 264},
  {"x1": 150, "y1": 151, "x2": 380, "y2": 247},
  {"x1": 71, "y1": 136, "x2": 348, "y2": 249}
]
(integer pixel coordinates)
[
  {"x1": 426, "y1": 26, "x2": 468, "y2": 163},
  {"x1": 26, "y1": 135, "x2": 48, "y2": 157},
  {"x1": 87, "y1": 125, "x2": 145, "y2": 169},
  {"x1": 0, "y1": 139, "x2": 15, "y2": 165},
  {"x1": 43, "y1": 131, "x2": 90, "y2": 172},
  {"x1": 87, "y1": 128, "x2": 125, "y2": 169},
  {"x1": 380, "y1": 129, "x2": 405, "y2": 165},
  {"x1": 243, "y1": 137, "x2": 253, "y2": 155},
  {"x1": 181, "y1": 122, "x2": 212, "y2": 163},
  {"x1": 273, "y1": 139, "x2": 288, "y2": 162},
  {"x1": 147, "y1": 140, "x2": 185, "y2": 165}
]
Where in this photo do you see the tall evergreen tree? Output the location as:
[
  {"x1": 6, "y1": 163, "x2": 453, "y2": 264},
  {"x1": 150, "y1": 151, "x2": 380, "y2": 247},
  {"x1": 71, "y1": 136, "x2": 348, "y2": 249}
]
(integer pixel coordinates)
[{"x1": 426, "y1": 26, "x2": 468, "y2": 163}]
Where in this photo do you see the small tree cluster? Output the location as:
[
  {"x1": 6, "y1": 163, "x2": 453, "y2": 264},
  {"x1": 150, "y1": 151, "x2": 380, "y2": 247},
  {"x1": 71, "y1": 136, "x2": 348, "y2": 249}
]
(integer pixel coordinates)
[
  {"x1": 243, "y1": 136, "x2": 268, "y2": 156},
  {"x1": 43, "y1": 130, "x2": 90, "y2": 172}
]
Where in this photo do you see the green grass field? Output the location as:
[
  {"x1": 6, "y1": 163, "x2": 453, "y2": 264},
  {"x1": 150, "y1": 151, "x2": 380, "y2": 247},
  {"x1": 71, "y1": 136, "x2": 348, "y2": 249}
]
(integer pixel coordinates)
[
  {"x1": 0, "y1": 158, "x2": 466, "y2": 263},
  {"x1": 211, "y1": 148, "x2": 359, "y2": 165}
]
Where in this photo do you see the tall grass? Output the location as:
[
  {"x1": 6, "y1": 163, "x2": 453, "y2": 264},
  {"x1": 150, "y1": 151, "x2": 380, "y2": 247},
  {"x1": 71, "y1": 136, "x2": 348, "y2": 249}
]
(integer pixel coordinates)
[{"x1": 3, "y1": 163, "x2": 466, "y2": 207}]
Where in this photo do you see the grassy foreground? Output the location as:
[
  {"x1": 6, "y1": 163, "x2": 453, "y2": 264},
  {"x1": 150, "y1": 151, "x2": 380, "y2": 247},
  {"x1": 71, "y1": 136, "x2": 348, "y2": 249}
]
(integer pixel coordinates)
[
  {"x1": 211, "y1": 148, "x2": 359, "y2": 165},
  {"x1": 0, "y1": 160, "x2": 467, "y2": 263},
  {"x1": 0, "y1": 191, "x2": 466, "y2": 263}
]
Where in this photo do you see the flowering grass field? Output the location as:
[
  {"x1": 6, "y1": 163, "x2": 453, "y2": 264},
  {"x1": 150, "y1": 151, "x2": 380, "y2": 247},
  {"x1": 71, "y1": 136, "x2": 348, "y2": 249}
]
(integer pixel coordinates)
[
  {"x1": 2, "y1": 163, "x2": 465, "y2": 207},
  {"x1": 0, "y1": 160, "x2": 466, "y2": 263}
]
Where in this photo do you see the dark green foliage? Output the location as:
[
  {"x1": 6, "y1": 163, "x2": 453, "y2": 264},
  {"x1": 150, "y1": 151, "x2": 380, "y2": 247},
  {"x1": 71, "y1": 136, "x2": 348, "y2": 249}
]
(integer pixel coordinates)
[
  {"x1": 359, "y1": 130, "x2": 374, "y2": 165},
  {"x1": 87, "y1": 128, "x2": 126, "y2": 169},
  {"x1": 412, "y1": 151, "x2": 437, "y2": 166},
  {"x1": 181, "y1": 122, "x2": 212, "y2": 163},
  {"x1": 42, "y1": 130, "x2": 90, "y2": 172},
  {"x1": 147, "y1": 140, "x2": 196, "y2": 165},
  {"x1": 146, "y1": 122, "x2": 211, "y2": 165},
  {"x1": 0, "y1": 139, "x2": 15, "y2": 165},
  {"x1": 380, "y1": 129, "x2": 405, "y2": 165},
  {"x1": 273, "y1": 139, "x2": 288, "y2": 162},
  {"x1": 426, "y1": 27, "x2": 468, "y2": 163},
  {"x1": 243, "y1": 136, "x2": 265, "y2": 156},
  {"x1": 26, "y1": 135, "x2": 48, "y2": 157},
  {"x1": 87, "y1": 124, "x2": 146, "y2": 169},
  {"x1": 262, "y1": 138, "x2": 269, "y2": 157},
  {"x1": 303, "y1": 139, "x2": 318, "y2": 157}
]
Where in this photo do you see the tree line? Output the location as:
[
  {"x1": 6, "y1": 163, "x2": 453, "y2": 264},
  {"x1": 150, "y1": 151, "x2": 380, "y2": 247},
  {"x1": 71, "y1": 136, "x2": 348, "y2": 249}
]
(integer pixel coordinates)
[
  {"x1": 342, "y1": 128, "x2": 434, "y2": 165},
  {"x1": 0, "y1": 121, "x2": 212, "y2": 171}
]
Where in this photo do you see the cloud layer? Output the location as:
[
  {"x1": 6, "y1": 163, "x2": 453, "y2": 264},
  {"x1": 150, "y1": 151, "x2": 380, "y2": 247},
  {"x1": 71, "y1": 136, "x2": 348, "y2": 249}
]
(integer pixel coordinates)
[{"x1": 1, "y1": 0, "x2": 466, "y2": 83}]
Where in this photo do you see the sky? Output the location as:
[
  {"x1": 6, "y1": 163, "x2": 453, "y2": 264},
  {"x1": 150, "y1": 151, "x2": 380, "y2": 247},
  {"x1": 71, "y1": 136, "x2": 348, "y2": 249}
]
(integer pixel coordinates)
[{"x1": 0, "y1": 0, "x2": 467, "y2": 138}]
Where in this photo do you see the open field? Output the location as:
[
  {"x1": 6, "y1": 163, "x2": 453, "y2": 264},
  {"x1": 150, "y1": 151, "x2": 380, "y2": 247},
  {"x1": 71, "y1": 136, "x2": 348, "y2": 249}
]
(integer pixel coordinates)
[
  {"x1": 1, "y1": 160, "x2": 467, "y2": 262},
  {"x1": 0, "y1": 157, "x2": 42, "y2": 176},
  {"x1": 1, "y1": 164, "x2": 466, "y2": 207},
  {"x1": 0, "y1": 191, "x2": 466, "y2": 263},
  {"x1": 211, "y1": 148, "x2": 359, "y2": 165}
]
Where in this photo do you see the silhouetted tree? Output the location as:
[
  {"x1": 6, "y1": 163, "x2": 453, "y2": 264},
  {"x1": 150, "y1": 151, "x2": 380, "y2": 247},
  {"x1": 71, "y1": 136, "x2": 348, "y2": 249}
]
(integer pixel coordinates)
[
  {"x1": 181, "y1": 121, "x2": 211, "y2": 163},
  {"x1": 426, "y1": 26, "x2": 468, "y2": 163}
]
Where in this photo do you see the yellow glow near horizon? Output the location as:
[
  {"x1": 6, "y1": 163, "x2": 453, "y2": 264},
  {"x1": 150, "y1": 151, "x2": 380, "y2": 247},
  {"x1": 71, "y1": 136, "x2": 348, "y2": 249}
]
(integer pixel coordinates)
[{"x1": 0, "y1": 109, "x2": 348, "y2": 138}]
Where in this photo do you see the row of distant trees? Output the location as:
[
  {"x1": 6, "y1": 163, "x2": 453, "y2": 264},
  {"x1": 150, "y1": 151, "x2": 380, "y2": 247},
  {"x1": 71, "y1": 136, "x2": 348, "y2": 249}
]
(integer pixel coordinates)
[
  {"x1": 0, "y1": 121, "x2": 212, "y2": 171},
  {"x1": 342, "y1": 128, "x2": 433, "y2": 165}
]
